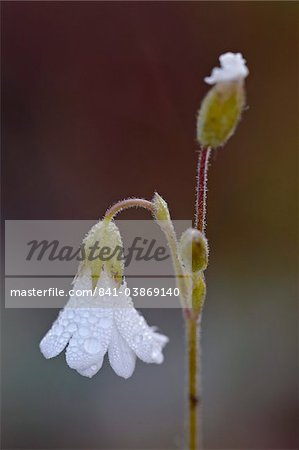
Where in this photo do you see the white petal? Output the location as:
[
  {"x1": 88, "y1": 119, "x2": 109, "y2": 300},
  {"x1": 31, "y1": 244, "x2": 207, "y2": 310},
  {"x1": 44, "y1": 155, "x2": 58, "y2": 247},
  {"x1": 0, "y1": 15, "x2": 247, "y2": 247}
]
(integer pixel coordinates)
[
  {"x1": 76, "y1": 361, "x2": 104, "y2": 378},
  {"x1": 108, "y1": 326, "x2": 136, "y2": 379},
  {"x1": 65, "y1": 307, "x2": 113, "y2": 377},
  {"x1": 114, "y1": 292, "x2": 169, "y2": 364},
  {"x1": 39, "y1": 268, "x2": 92, "y2": 359},
  {"x1": 40, "y1": 266, "x2": 123, "y2": 379},
  {"x1": 39, "y1": 309, "x2": 73, "y2": 359},
  {"x1": 204, "y1": 52, "x2": 249, "y2": 85}
]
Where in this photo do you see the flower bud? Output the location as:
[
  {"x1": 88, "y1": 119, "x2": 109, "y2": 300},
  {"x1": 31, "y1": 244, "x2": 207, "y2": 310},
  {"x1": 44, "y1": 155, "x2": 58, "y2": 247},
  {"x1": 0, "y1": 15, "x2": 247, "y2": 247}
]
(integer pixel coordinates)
[
  {"x1": 83, "y1": 220, "x2": 124, "y2": 286},
  {"x1": 152, "y1": 192, "x2": 171, "y2": 222},
  {"x1": 179, "y1": 228, "x2": 208, "y2": 273},
  {"x1": 197, "y1": 52, "x2": 248, "y2": 148},
  {"x1": 197, "y1": 81, "x2": 246, "y2": 148}
]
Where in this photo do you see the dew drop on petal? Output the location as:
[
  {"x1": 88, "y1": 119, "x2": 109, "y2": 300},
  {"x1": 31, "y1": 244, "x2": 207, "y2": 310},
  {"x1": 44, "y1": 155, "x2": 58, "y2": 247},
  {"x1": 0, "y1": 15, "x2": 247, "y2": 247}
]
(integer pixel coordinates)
[
  {"x1": 88, "y1": 316, "x2": 98, "y2": 324},
  {"x1": 84, "y1": 338, "x2": 103, "y2": 355},
  {"x1": 52, "y1": 325, "x2": 64, "y2": 335},
  {"x1": 98, "y1": 318, "x2": 112, "y2": 329},
  {"x1": 78, "y1": 326, "x2": 90, "y2": 337},
  {"x1": 133, "y1": 334, "x2": 143, "y2": 345},
  {"x1": 66, "y1": 311, "x2": 75, "y2": 319},
  {"x1": 67, "y1": 323, "x2": 77, "y2": 333}
]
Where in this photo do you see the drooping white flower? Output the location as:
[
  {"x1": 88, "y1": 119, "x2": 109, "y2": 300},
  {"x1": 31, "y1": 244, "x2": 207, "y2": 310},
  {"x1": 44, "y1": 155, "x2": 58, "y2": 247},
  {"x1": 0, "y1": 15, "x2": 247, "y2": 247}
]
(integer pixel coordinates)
[
  {"x1": 40, "y1": 268, "x2": 169, "y2": 379},
  {"x1": 204, "y1": 52, "x2": 249, "y2": 85}
]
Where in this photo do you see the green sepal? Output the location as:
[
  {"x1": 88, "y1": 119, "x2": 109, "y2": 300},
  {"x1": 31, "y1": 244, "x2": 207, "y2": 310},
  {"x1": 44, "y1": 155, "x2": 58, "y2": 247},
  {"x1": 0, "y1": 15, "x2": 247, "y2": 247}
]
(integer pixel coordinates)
[
  {"x1": 197, "y1": 80, "x2": 245, "y2": 148},
  {"x1": 83, "y1": 220, "x2": 124, "y2": 288},
  {"x1": 179, "y1": 228, "x2": 209, "y2": 273}
]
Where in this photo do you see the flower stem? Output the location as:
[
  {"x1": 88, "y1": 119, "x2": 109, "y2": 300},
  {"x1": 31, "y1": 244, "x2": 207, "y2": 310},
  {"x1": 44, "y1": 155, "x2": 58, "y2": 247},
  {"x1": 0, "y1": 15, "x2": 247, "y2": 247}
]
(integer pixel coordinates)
[
  {"x1": 195, "y1": 147, "x2": 211, "y2": 233},
  {"x1": 187, "y1": 318, "x2": 201, "y2": 450},
  {"x1": 104, "y1": 198, "x2": 154, "y2": 220},
  {"x1": 186, "y1": 146, "x2": 211, "y2": 449}
]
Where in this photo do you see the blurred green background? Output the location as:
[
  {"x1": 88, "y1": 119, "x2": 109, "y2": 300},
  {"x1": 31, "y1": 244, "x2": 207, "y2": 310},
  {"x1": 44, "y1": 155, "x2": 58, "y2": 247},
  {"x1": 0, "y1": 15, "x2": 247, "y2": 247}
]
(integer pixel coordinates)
[{"x1": 1, "y1": 1, "x2": 298, "y2": 449}]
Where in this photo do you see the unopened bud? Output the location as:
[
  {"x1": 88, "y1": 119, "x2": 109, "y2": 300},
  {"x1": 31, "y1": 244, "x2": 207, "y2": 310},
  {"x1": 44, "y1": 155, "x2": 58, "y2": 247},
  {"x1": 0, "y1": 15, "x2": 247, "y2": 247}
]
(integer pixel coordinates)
[
  {"x1": 152, "y1": 192, "x2": 171, "y2": 222},
  {"x1": 179, "y1": 228, "x2": 208, "y2": 273},
  {"x1": 197, "y1": 52, "x2": 248, "y2": 148}
]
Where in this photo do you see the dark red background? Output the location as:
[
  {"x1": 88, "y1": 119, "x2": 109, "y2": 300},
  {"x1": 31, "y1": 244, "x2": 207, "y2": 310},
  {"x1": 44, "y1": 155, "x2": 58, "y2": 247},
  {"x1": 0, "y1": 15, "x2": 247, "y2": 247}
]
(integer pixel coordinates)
[{"x1": 2, "y1": 2, "x2": 298, "y2": 449}]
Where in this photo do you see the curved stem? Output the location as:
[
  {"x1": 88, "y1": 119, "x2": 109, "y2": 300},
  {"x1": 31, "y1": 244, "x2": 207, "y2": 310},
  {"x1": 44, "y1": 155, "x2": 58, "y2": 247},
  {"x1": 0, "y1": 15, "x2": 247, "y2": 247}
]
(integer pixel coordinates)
[
  {"x1": 105, "y1": 196, "x2": 192, "y2": 312},
  {"x1": 104, "y1": 198, "x2": 154, "y2": 220}
]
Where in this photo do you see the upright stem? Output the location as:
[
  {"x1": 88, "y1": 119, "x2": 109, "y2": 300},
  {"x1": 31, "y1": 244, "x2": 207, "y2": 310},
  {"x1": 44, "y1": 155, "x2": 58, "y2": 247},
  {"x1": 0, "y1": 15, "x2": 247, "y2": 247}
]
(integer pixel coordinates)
[
  {"x1": 195, "y1": 147, "x2": 211, "y2": 232},
  {"x1": 187, "y1": 146, "x2": 211, "y2": 449},
  {"x1": 187, "y1": 318, "x2": 201, "y2": 450}
]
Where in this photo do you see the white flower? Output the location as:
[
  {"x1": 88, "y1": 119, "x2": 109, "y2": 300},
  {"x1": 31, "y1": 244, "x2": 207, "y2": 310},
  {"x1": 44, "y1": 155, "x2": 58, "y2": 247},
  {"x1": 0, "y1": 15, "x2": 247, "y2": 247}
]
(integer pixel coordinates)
[
  {"x1": 204, "y1": 52, "x2": 249, "y2": 85},
  {"x1": 40, "y1": 268, "x2": 169, "y2": 379}
]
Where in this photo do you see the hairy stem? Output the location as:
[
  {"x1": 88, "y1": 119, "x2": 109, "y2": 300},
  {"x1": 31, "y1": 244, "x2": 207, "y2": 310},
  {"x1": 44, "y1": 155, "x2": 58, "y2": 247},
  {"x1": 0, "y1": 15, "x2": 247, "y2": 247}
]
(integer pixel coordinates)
[
  {"x1": 157, "y1": 220, "x2": 192, "y2": 312},
  {"x1": 186, "y1": 146, "x2": 211, "y2": 449},
  {"x1": 195, "y1": 147, "x2": 211, "y2": 232},
  {"x1": 187, "y1": 318, "x2": 201, "y2": 450},
  {"x1": 104, "y1": 198, "x2": 154, "y2": 220}
]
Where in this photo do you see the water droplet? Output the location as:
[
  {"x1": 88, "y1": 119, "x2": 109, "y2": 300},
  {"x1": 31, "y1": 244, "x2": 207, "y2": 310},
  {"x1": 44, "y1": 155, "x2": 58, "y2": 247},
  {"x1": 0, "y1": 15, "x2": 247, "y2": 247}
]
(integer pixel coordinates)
[
  {"x1": 84, "y1": 338, "x2": 102, "y2": 355},
  {"x1": 99, "y1": 318, "x2": 111, "y2": 329},
  {"x1": 66, "y1": 311, "x2": 75, "y2": 319},
  {"x1": 78, "y1": 326, "x2": 90, "y2": 337},
  {"x1": 52, "y1": 325, "x2": 64, "y2": 335},
  {"x1": 88, "y1": 316, "x2": 98, "y2": 324},
  {"x1": 67, "y1": 323, "x2": 77, "y2": 333},
  {"x1": 133, "y1": 334, "x2": 143, "y2": 345}
]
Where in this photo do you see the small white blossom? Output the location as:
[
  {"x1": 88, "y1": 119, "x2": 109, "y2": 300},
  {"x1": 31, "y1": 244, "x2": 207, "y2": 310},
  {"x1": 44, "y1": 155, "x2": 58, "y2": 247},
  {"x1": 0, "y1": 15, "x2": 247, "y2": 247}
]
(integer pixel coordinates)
[
  {"x1": 204, "y1": 52, "x2": 249, "y2": 85},
  {"x1": 40, "y1": 268, "x2": 169, "y2": 379}
]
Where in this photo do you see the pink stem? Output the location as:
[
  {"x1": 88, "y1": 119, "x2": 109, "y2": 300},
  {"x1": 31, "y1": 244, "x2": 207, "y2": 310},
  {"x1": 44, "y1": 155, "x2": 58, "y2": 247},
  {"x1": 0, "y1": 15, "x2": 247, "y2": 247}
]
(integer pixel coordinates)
[
  {"x1": 104, "y1": 198, "x2": 154, "y2": 220},
  {"x1": 195, "y1": 147, "x2": 211, "y2": 233}
]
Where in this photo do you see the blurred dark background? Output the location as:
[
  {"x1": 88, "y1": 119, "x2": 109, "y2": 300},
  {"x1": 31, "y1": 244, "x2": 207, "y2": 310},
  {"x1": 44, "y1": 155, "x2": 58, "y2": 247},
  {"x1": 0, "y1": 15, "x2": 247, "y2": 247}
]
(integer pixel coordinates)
[{"x1": 1, "y1": 2, "x2": 298, "y2": 449}]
